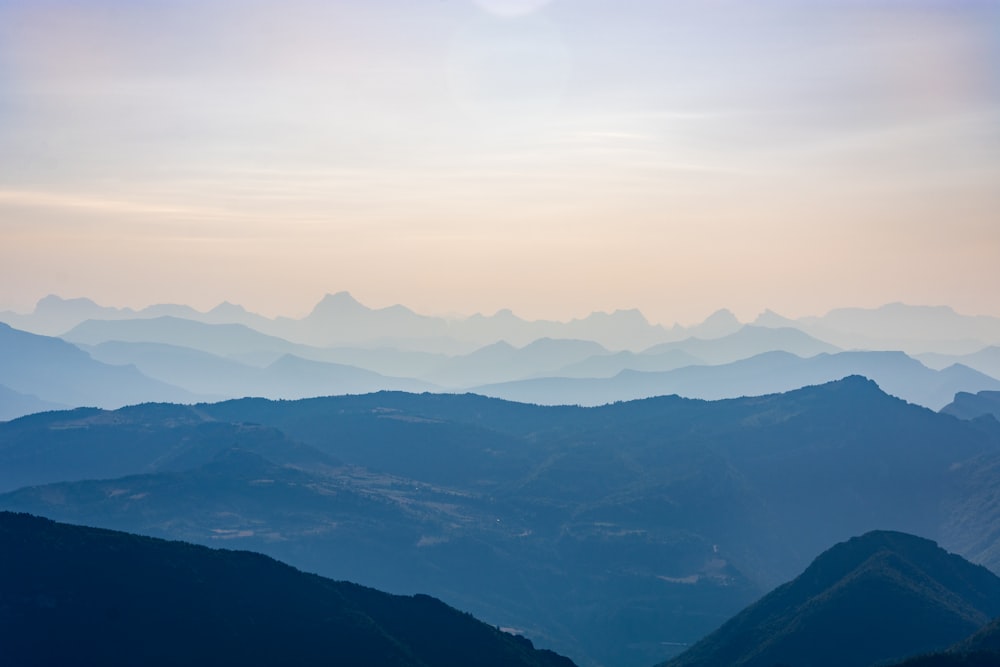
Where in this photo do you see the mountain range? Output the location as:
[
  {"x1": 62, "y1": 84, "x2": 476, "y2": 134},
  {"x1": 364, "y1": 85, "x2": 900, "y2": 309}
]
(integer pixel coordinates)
[
  {"x1": 9, "y1": 507, "x2": 1000, "y2": 667},
  {"x1": 3, "y1": 293, "x2": 1000, "y2": 422},
  {"x1": 0, "y1": 511, "x2": 575, "y2": 667},
  {"x1": 472, "y1": 350, "x2": 1000, "y2": 410},
  {"x1": 5, "y1": 293, "x2": 1000, "y2": 355},
  {"x1": 4, "y1": 320, "x2": 1000, "y2": 422},
  {"x1": 662, "y1": 530, "x2": 1000, "y2": 667},
  {"x1": 4, "y1": 378, "x2": 1000, "y2": 666},
  {"x1": 0, "y1": 322, "x2": 201, "y2": 410}
]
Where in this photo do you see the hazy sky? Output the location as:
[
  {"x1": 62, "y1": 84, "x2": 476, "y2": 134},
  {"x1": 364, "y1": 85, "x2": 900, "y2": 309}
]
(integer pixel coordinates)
[{"x1": 1, "y1": 0, "x2": 998, "y2": 325}]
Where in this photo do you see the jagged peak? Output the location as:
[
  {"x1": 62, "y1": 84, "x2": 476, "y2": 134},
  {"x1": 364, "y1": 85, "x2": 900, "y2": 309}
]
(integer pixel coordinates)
[
  {"x1": 308, "y1": 291, "x2": 369, "y2": 317},
  {"x1": 702, "y1": 308, "x2": 739, "y2": 325},
  {"x1": 209, "y1": 300, "x2": 249, "y2": 315},
  {"x1": 753, "y1": 308, "x2": 794, "y2": 326}
]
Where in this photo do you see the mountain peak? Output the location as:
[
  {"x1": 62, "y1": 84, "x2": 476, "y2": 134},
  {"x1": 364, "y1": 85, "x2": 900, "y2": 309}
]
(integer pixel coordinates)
[
  {"x1": 703, "y1": 308, "x2": 739, "y2": 325},
  {"x1": 308, "y1": 291, "x2": 369, "y2": 318},
  {"x1": 35, "y1": 294, "x2": 103, "y2": 313},
  {"x1": 209, "y1": 301, "x2": 249, "y2": 315},
  {"x1": 752, "y1": 308, "x2": 794, "y2": 327},
  {"x1": 664, "y1": 529, "x2": 1000, "y2": 667}
]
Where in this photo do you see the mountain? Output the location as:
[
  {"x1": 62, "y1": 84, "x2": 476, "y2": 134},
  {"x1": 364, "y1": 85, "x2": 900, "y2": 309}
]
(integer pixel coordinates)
[
  {"x1": 883, "y1": 615, "x2": 1000, "y2": 666},
  {"x1": 549, "y1": 325, "x2": 836, "y2": 380},
  {"x1": 9, "y1": 294, "x2": 1000, "y2": 357},
  {"x1": 941, "y1": 391, "x2": 1000, "y2": 422},
  {"x1": 62, "y1": 315, "x2": 306, "y2": 358},
  {"x1": 919, "y1": 347, "x2": 1000, "y2": 381},
  {"x1": 82, "y1": 341, "x2": 435, "y2": 400},
  {"x1": 954, "y1": 615, "x2": 1000, "y2": 655},
  {"x1": 0, "y1": 511, "x2": 575, "y2": 667},
  {"x1": 550, "y1": 348, "x2": 704, "y2": 378},
  {"x1": 0, "y1": 322, "x2": 199, "y2": 414},
  {"x1": 4, "y1": 378, "x2": 1000, "y2": 667},
  {"x1": 0, "y1": 402, "x2": 333, "y2": 492},
  {"x1": 683, "y1": 308, "x2": 742, "y2": 339},
  {"x1": 273, "y1": 291, "x2": 455, "y2": 349},
  {"x1": 661, "y1": 531, "x2": 1000, "y2": 667},
  {"x1": 260, "y1": 354, "x2": 433, "y2": 397},
  {"x1": 0, "y1": 294, "x2": 137, "y2": 335},
  {"x1": 0, "y1": 384, "x2": 66, "y2": 422},
  {"x1": 784, "y1": 303, "x2": 1000, "y2": 355},
  {"x1": 82, "y1": 340, "x2": 272, "y2": 397},
  {"x1": 5, "y1": 292, "x2": 756, "y2": 355},
  {"x1": 0, "y1": 294, "x2": 214, "y2": 335},
  {"x1": 471, "y1": 350, "x2": 1000, "y2": 410},
  {"x1": 643, "y1": 324, "x2": 840, "y2": 365},
  {"x1": 425, "y1": 338, "x2": 608, "y2": 387}
]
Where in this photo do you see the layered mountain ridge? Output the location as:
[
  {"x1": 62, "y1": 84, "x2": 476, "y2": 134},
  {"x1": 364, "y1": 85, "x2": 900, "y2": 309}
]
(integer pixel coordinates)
[
  {"x1": 662, "y1": 530, "x2": 1000, "y2": 667},
  {"x1": 4, "y1": 378, "x2": 1000, "y2": 666},
  {"x1": 0, "y1": 511, "x2": 576, "y2": 667}
]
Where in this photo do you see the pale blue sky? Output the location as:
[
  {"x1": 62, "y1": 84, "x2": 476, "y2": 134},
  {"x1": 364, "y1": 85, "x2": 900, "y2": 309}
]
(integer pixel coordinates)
[{"x1": 1, "y1": 0, "x2": 998, "y2": 324}]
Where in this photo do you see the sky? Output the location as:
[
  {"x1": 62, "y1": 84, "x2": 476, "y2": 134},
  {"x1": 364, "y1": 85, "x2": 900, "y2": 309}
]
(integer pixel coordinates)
[{"x1": 0, "y1": 0, "x2": 998, "y2": 326}]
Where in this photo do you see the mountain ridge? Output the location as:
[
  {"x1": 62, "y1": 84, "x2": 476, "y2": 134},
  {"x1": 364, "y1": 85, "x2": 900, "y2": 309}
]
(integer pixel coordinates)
[
  {"x1": 0, "y1": 510, "x2": 576, "y2": 667},
  {"x1": 661, "y1": 530, "x2": 1000, "y2": 667}
]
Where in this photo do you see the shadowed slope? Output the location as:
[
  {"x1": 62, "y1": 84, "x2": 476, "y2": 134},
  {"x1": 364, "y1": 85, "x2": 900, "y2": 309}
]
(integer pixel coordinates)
[
  {"x1": 661, "y1": 531, "x2": 1000, "y2": 667},
  {"x1": 0, "y1": 511, "x2": 576, "y2": 667}
]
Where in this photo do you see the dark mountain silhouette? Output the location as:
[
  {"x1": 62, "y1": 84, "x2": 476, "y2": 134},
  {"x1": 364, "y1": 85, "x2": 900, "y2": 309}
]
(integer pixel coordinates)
[
  {"x1": 942, "y1": 390, "x2": 1000, "y2": 422},
  {"x1": 890, "y1": 651, "x2": 1000, "y2": 666},
  {"x1": 0, "y1": 322, "x2": 199, "y2": 412},
  {"x1": 661, "y1": 531, "x2": 1000, "y2": 667},
  {"x1": 0, "y1": 511, "x2": 576, "y2": 667},
  {"x1": 4, "y1": 378, "x2": 1000, "y2": 667},
  {"x1": 472, "y1": 350, "x2": 1000, "y2": 409},
  {"x1": 881, "y1": 615, "x2": 1000, "y2": 665},
  {"x1": 954, "y1": 616, "x2": 1000, "y2": 654},
  {"x1": 275, "y1": 291, "x2": 454, "y2": 348}
]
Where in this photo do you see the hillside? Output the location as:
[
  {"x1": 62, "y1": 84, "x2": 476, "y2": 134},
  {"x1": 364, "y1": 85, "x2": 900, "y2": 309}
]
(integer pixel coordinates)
[
  {"x1": 0, "y1": 511, "x2": 575, "y2": 667},
  {"x1": 942, "y1": 390, "x2": 1000, "y2": 422},
  {"x1": 3, "y1": 378, "x2": 1000, "y2": 667},
  {"x1": 0, "y1": 322, "x2": 199, "y2": 410},
  {"x1": 661, "y1": 531, "x2": 1000, "y2": 667},
  {"x1": 471, "y1": 350, "x2": 1000, "y2": 410}
]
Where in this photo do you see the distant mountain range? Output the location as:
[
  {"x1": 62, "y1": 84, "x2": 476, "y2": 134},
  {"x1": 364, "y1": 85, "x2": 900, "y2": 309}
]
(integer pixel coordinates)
[
  {"x1": 4, "y1": 378, "x2": 1000, "y2": 667},
  {"x1": 942, "y1": 390, "x2": 1000, "y2": 423},
  {"x1": 0, "y1": 511, "x2": 575, "y2": 667},
  {"x1": 662, "y1": 531, "x2": 1000, "y2": 667},
  {"x1": 473, "y1": 350, "x2": 1000, "y2": 410},
  {"x1": 4, "y1": 316, "x2": 1000, "y2": 421},
  {"x1": 3, "y1": 293, "x2": 999, "y2": 422},
  {"x1": 0, "y1": 322, "x2": 202, "y2": 410},
  {"x1": 5, "y1": 293, "x2": 1000, "y2": 354}
]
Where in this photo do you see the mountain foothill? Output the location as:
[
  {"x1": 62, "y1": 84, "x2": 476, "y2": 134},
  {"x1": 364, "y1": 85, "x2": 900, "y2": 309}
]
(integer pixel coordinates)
[{"x1": 4, "y1": 294, "x2": 1000, "y2": 667}]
